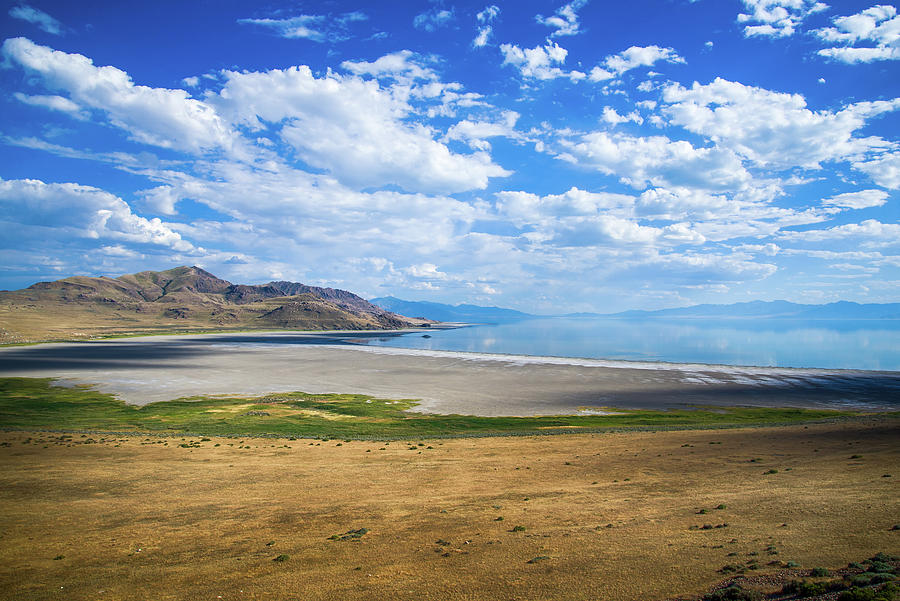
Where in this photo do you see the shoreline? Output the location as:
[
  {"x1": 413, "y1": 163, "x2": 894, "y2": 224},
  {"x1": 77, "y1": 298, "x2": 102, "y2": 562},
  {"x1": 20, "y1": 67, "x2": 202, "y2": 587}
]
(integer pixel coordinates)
[
  {"x1": 10, "y1": 326, "x2": 900, "y2": 375},
  {"x1": 1, "y1": 333, "x2": 898, "y2": 415}
]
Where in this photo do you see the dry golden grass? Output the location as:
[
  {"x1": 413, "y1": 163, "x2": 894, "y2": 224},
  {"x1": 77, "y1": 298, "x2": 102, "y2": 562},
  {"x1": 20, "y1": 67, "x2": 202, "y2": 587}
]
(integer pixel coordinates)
[{"x1": 0, "y1": 421, "x2": 897, "y2": 601}]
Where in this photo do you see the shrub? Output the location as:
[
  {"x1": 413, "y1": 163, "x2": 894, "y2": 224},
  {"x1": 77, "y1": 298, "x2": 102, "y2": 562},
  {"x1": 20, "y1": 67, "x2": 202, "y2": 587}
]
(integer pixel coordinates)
[
  {"x1": 527, "y1": 555, "x2": 551, "y2": 564},
  {"x1": 510, "y1": 525, "x2": 526, "y2": 532},
  {"x1": 703, "y1": 584, "x2": 763, "y2": 601},
  {"x1": 812, "y1": 567, "x2": 830, "y2": 577},
  {"x1": 838, "y1": 582, "x2": 899, "y2": 601},
  {"x1": 273, "y1": 554, "x2": 289, "y2": 562}
]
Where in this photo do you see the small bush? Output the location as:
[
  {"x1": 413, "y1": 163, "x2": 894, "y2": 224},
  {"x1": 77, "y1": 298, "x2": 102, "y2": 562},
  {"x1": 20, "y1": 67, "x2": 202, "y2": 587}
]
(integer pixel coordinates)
[
  {"x1": 527, "y1": 555, "x2": 551, "y2": 564},
  {"x1": 273, "y1": 554, "x2": 289, "y2": 562},
  {"x1": 510, "y1": 525, "x2": 526, "y2": 532},
  {"x1": 812, "y1": 567, "x2": 830, "y2": 577},
  {"x1": 838, "y1": 582, "x2": 899, "y2": 601},
  {"x1": 703, "y1": 584, "x2": 763, "y2": 601}
]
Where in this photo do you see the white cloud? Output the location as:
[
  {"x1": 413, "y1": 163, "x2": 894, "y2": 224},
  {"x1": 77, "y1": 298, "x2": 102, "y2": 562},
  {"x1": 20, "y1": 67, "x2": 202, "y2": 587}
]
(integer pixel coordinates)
[
  {"x1": 662, "y1": 78, "x2": 900, "y2": 169},
  {"x1": 414, "y1": 8, "x2": 454, "y2": 32},
  {"x1": 99, "y1": 244, "x2": 141, "y2": 258},
  {"x1": 444, "y1": 111, "x2": 519, "y2": 150},
  {"x1": 2, "y1": 38, "x2": 235, "y2": 155},
  {"x1": 604, "y1": 45, "x2": 685, "y2": 75},
  {"x1": 237, "y1": 11, "x2": 367, "y2": 42},
  {"x1": 214, "y1": 65, "x2": 510, "y2": 194},
  {"x1": 341, "y1": 50, "x2": 437, "y2": 82},
  {"x1": 557, "y1": 131, "x2": 751, "y2": 191},
  {"x1": 473, "y1": 5, "x2": 500, "y2": 47},
  {"x1": 8, "y1": 4, "x2": 62, "y2": 35},
  {"x1": 601, "y1": 106, "x2": 644, "y2": 125},
  {"x1": 818, "y1": 46, "x2": 900, "y2": 62},
  {"x1": 821, "y1": 189, "x2": 889, "y2": 210},
  {"x1": 500, "y1": 41, "x2": 586, "y2": 81},
  {"x1": 536, "y1": 0, "x2": 588, "y2": 37},
  {"x1": 13, "y1": 92, "x2": 87, "y2": 120},
  {"x1": 733, "y1": 243, "x2": 781, "y2": 256},
  {"x1": 0, "y1": 178, "x2": 192, "y2": 251},
  {"x1": 780, "y1": 219, "x2": 900, "y2": 243},
  {"x1": 737, "y1": 0, "x2": 828, "y2": 38},
  {"x1": 816, "y1": 5, "x2": 900, "y2": 63},
  {"x1": 495, "y1": 189, "x2": 704, "y2": 248},
  {"x1": 853, "y1": 151, "x2": 900, "y2": 189},
  {"x1": 406, "y1": 263, "x2": 449, "y2": 280},
  {"x1": 182, "y1": 76, "x2": 200, "y2": 87}
]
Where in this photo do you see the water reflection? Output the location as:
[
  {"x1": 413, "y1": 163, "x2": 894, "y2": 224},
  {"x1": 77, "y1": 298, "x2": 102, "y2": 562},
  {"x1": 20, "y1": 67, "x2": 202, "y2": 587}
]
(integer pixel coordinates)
[{"x1": 354, "y1": 317, "x2": 900, "y2": 371}]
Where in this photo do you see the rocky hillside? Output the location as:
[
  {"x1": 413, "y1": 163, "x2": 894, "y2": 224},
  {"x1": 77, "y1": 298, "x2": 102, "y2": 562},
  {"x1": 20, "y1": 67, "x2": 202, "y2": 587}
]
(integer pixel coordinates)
[{"x1": 0, "y1": 266, "x2": 423, "y2": 343}]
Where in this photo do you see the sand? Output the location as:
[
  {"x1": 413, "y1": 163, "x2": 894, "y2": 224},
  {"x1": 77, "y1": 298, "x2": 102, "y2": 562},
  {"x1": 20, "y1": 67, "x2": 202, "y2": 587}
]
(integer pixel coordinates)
[{"x1": 1, "y1": 332, "x2": 898, "y2": 414}]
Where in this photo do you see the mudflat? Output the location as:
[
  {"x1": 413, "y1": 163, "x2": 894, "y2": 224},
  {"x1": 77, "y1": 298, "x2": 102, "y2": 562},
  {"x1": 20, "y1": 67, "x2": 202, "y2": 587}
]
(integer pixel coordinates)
[
  {"x1": 0, "y1": 421, "x2": 897, "y2": 601},
  {"x1": 1, "y1": 332, "x2": 898, "y2": 415}
]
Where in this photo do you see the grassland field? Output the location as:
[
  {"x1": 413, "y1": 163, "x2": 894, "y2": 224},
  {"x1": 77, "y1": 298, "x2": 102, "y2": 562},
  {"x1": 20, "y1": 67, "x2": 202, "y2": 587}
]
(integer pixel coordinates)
[{"x1": 0, "y1": 376, "x2": 898, "y2": 601}]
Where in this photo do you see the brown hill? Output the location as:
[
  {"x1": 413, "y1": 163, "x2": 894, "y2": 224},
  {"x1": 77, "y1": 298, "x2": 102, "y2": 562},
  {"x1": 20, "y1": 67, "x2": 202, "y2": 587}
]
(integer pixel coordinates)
[{"x1": 0, "y1": 266, "x2": 424, "y2": 343}]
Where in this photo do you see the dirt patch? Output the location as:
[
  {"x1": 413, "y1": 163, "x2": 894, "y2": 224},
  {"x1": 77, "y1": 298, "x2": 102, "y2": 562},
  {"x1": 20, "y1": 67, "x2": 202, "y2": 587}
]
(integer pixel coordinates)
[{"x1": 0, "y1": 420, "x2": 897, "y2": 601}]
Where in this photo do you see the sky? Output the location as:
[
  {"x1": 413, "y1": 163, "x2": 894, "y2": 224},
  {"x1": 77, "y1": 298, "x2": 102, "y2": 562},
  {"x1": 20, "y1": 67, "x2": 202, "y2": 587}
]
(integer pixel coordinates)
[{"x1": 0, "y1": 0, "x2": 898, "y2": 313}]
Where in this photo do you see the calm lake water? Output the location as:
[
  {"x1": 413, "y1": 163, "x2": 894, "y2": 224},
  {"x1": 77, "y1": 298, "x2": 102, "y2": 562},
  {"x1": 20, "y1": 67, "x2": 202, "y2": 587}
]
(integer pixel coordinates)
[{"x1": 354, "y1": 317, "x2": 900, "y2": 371}]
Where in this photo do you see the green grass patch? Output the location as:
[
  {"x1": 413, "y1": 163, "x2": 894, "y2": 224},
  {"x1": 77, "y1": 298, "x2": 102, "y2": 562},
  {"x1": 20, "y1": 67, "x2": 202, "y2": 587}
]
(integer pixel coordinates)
[{"x1": 0, "y1": 377, "x2": 885, "y2": 440}]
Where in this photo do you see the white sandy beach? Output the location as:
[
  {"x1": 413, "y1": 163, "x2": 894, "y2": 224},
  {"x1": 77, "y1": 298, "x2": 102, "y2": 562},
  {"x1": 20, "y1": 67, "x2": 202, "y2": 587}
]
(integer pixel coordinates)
[{"x1": 1, "y1": 331, "x2": 898, "y2": 415}]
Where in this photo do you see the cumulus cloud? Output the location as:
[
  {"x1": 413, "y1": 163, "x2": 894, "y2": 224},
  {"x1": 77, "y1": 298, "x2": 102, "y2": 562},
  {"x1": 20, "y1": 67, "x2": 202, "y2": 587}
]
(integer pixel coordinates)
[
  {"x1": 853, "y1": 151, "x2": 900, "y2": 189},
  {"x1": 414, "y1": 7, "x2": 454, "y2": 32},
  {"x1": 662, "y1": 78, "x2": 900, "y2": 169},
  {"x1": 444, "y1": 111, "x2": 519, "y2": 150},
  {"x1": 341, "y1": 50, "x2": 437, "y2": 82},
  {"x1": 590, "y1": 45, "x2": 685, "y2": 81},
  {"x1": 780, "y1": 219, "x2": 900, "y2": 243},
  {"x1": 213, "y1": 65, "x2": 510, "y2": 194},
  {"x1": 737, "y1": 0, "x2": 828, "y2": 37},
  {"x1": 500, "y1": 41, "x2": 586, "y2": 81},
  {"x1": 601, "y1": 106, "x2": 643, "y2": 125},
  {"x1": 495, "y1": 189, "x2": 704, "y2": 248},
  {"x1": 1, "y1": 38, "x2": 235, "y2": 154},
  {"x1": 13, "y1": 92, "x2": 87, "y2": 120},
  {"x1": 8, "y1": 4, "x2": 62, "y2": 34},
  {"x1": 816, "y1": 5, "x2": 900, "y2": 63},
  {"x1": 473, "y1": 4, "x2": 500, "y2": 48},
  {"x1": 821, "y1": 189, "x2": 889, "y2": 210},
  {"x1": 536, "y1": 0, "x2": 588, "y2": 37},
  {"x1": 237, "y1": 11, "x2": 367, "y2": 42},
  {"x1": 0, "y1": 178, "x2": 192, "y2": 251},
  {"x1": 557, "y1": 131, "x2": 751, "y2": 191}
]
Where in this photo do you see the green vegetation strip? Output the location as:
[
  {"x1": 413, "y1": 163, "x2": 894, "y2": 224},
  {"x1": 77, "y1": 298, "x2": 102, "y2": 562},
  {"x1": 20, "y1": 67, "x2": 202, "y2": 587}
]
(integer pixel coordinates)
[{"x1": 0, "y1": 377, "x2": 891, "y2": 440}]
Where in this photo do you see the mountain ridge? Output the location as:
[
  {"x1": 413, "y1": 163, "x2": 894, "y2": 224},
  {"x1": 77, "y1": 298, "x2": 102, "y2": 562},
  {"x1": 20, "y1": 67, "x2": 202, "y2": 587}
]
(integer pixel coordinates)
[
  {"x1": 370, "y1": 297, "x2": 900, "y2": 322},
  {"x1": 0, "y1": 266, "x2": 423, "y2": 344},
  {"x1": 369, "y1": 296, "x2": 533, "y2": 323}
]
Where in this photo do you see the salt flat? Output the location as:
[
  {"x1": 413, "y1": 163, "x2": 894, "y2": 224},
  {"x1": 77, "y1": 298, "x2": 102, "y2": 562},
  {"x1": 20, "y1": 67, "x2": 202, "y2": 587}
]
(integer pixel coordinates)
[{"x1": 1, "y1": 332, "x2": 897, "y2": 414}]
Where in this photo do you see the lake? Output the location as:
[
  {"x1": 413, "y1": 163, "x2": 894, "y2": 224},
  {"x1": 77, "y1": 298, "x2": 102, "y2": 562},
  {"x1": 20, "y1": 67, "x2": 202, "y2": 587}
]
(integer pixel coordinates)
[{"x1": 353, "y1": 317, "x2": 900, "y2": 371}]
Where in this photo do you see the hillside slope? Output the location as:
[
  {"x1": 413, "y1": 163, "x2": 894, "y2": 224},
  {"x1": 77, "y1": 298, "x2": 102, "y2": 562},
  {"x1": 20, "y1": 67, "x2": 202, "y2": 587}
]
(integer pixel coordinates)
[{"x1": 0, "y1": 266, "x2": 420, "y2": 343}]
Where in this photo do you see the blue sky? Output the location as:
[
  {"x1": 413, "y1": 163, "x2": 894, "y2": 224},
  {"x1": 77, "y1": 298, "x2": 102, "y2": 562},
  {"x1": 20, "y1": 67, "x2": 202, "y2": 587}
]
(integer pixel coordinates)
[{"x1": 0, "y1": 0, "x2": 898, "y2": 312}]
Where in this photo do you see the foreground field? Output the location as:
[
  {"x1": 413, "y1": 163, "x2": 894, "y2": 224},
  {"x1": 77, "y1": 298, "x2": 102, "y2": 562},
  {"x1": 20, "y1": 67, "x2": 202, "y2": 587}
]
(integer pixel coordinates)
[
  {"x1": 0, "y1": 420, "x2": 897, "y2": 601},
  {"x1": 0, "y1": 377, "x2": 876, "y2": 438}
]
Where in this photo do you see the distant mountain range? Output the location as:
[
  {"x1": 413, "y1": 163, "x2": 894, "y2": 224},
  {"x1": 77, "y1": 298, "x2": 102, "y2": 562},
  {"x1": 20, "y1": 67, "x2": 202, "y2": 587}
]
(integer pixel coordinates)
[
  {"x1": 369, "y1": 297, "x2": 533, "y2": 323},
  {"x1": 370, "y1": 297, "x2": 900, "y2": 323},
  {"x1": 0, "y1": 266, "x2": 422, "y2": 344},
  {"x1": 604, "y1": 300, "x2": 900, "y2": 320}
]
